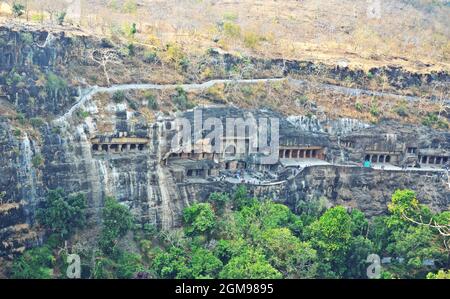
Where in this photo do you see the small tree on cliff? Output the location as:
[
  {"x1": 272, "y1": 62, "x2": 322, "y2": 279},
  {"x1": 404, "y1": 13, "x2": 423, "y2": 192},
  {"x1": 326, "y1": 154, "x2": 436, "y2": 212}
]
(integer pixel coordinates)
[
  {"x1": 90, "y1": 49, "x2": 122, "y2": 86},
  {"x1": 36, "y1": 188, "x2": 87, "y2": 239},
  {"x1": 12, "y1": 2, "x2": 25, "y2": 18},
  {"x1": 98, "y1": 197, "x2": 134, "y2": 255}
]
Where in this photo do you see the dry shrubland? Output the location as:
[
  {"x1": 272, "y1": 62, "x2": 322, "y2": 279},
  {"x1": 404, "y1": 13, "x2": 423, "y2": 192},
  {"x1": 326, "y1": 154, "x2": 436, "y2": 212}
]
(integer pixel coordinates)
[{"x1": 1, "y1": 0, "x2": 449, "y2": 72}]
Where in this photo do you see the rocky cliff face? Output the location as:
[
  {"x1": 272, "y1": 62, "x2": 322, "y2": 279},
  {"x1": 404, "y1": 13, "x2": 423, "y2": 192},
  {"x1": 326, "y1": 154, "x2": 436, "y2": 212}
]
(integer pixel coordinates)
[{"x1": 0, "y1": 24, "x2": 449, "y2": 258}]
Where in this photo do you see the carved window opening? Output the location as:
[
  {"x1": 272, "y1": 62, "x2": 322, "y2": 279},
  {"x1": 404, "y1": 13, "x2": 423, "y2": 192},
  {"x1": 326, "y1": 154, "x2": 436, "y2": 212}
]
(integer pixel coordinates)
[{"x1": 110, "y1": 144, "x2": 119, "y2": 152}]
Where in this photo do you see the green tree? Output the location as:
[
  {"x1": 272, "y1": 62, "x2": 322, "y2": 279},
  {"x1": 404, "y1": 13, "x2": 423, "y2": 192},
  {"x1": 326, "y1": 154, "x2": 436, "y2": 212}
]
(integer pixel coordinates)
[
  {"x1": 36, "y1": 188, "x2": 87, "y2": 239},
  {"x1": 116, "y1": 251, "x2": 145, "y2": 279},
  {"x1": 183, "y1": 248, "x2": 223, "y2": 279},
  {"x1": 99, "y1": 197, "x2": 134, "y2": 254},
  {"x1": 12, "y1": 2, "x2": 25, "y2": 18},
  {"x1": 235, "y1": 200, "x2": 302, "y2": 243},
  {"x1": 151, "y1": 246, "x2": 189, "y2": 279},
  {"x1": 232, "y1": 185, "x2": 253, "y2": 210},
  {"x1": 56, "y1": 11, "x2": 66, "y2": 25},
  {"x1": 219, "y1": 247, "x2": 282, "y2": 279},
  {"x1": 260, "y1": 228, "x2": 318, "y2": 278},
  {"x1": 307, "y1": 206, "x2": 353, "y2": 278},
  {"x1": 386, "y1": 225, "x2": 444, "y2": 278},
  {"x1": 11, "y1": 246, "x2": 55, "y2": 279},
  {"x1": 427, "y1": 269, "x2": 450, "y2": 279},
  {"x1": 208, "y1": 192, "x2": 229, "y2": 214},
  {"x1": 183, "y1": 203, "x2": 216, "y2": 236}
]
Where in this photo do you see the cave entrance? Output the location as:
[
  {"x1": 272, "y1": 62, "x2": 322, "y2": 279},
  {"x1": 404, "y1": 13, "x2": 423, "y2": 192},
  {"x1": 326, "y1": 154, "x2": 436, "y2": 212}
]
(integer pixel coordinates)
[{"x1": 300, "y1": 150, "x2": 305, "y2": 158}]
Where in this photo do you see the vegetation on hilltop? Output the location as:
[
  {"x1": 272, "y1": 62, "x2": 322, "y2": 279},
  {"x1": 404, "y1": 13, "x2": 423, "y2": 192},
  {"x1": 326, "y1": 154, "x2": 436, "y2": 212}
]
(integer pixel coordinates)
[{"x1": 1, "y1": 0, "x2": 449, "y2": 72}]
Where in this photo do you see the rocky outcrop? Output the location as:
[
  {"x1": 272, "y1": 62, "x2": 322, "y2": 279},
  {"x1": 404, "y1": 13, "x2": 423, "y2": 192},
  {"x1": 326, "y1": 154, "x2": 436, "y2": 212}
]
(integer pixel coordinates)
[{"x1": 0, "y1": 24, "x2": 449, "y2": 258}]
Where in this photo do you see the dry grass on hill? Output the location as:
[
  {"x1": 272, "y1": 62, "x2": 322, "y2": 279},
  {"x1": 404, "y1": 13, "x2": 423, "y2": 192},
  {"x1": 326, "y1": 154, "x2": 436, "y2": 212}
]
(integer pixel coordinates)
[{"x1": 1, "y1": 0, "x2": 449, "y2": 73}]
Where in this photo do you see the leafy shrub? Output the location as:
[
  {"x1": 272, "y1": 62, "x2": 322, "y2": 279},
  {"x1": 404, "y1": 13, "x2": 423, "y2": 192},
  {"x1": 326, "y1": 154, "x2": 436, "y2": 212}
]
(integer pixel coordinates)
[
  {"x1": 30, "y1": 117, "x2": 45, "y2": 128},
  {"x1": 16, "y1": 113, "x2": 26, "y2": 125},
  {"x1": 11, "y1": 246, "x2": 55, "y2": 279},
  {"x1": 243, "y1": 32, "x2": 260, "y2": 49},
  {"x1": 31, "y1": 13, "x2": 45, "y2": 22},
  {"x1": 20, "y1": 32, "x2": 33, "y2": 45},
  {"x1": 126, "y1": 43, "x2": 136, "y2": 56},
  {"x1": 223, "y1": 22, "x2": 241, "y2": 38},
  {"x1": 183, "y1": 203, "x2": 216, "y2": 236},
  {"x1": 46, "y1": 72, "x2": 67, "y2": 92},
  {"x1": 14, "y1": 128, "x2": 21, "y2": 137},
  {"x1": 355, "y1": 102, "x2": 364, "y2": 112},
  {"x1": 179, "y1": 57, "x2": 190, "y2": 72},
  {"x1": 6, "y1": 71, "x2": 23, "y2": 86},
  {"x1": 77, "y1": 110, "x2": 90, "y2": 118},
  {"x1": 112, "y1": 91, "x2": 126, "y2": 103},
  {"x1": 369, "y1": 102, "x2": 380, "y2": 117},
  {"x1": 36, "y1": 188, "x2": 87, "y2": 238},
  {"x1": 32, "y1": 154, "x2": 44, "y2": 168},
  {"x1": 56, "y1": 12, "x2": 66, "y2": 25},
  {"x1": 12, "y1": 3, "x2": 25, "y2": 18},
  {"x1": 143, "y1": 50, "x2": 159, "y2": 63},
  {"x1": 394, "y1": 104, "x2": 408, "y2": 117},
  {"x1": 99, "y1": 197, "x2": 134, "y2": 255},
  {"x1": 208, "y1": 192, "x2": 229, "y2": 213},
  {"x1": 145, "y1": 92, "x2": 159, "y2": 110},
  {"x1": 223, "y1": 12, "x2": 238, "y2": 22},
  {"x1": 422, "y1": 113, "x2": 448, "y2": 129},
  {"x1": 122, "y1": 0, "x2": 138, "y2": 13},
  {"x1": 172, "y1": 87, "x2": 194, "y2": 110}
]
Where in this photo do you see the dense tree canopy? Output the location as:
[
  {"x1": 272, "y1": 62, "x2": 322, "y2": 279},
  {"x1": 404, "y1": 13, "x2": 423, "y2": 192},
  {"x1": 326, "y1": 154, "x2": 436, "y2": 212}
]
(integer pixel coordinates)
[{"x1": 9, "y1": 187, "x2": 450, "y2": 279}]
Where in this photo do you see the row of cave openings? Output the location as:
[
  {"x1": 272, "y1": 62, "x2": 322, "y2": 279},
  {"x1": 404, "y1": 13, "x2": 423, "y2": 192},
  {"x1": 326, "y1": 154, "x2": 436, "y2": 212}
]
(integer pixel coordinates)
[
  {"x1": 92, "y1": 143, "x2": 146, "y2": 153},
  {"x1": 418, "y1": 155, "x2": 449, "y2": 165},
  {"x1": 279, "y1": 148, "x2": 323, "y2": 159},
  {"x1": 365, "y1": 154, "x2": 392, "y2": 163}
]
